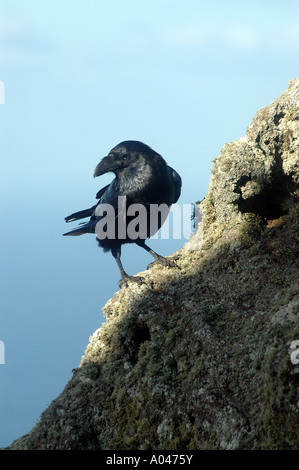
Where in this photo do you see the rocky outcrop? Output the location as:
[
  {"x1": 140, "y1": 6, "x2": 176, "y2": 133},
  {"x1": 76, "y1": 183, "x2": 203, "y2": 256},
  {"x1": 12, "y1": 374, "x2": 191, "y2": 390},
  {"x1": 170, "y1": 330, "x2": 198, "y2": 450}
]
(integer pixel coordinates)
[
  {"x1": 203, "y1": 78, "x2": 299, "y2": 240},
  {"x1": 7, "y1": 79, "x2": 299, "y2": 450}
]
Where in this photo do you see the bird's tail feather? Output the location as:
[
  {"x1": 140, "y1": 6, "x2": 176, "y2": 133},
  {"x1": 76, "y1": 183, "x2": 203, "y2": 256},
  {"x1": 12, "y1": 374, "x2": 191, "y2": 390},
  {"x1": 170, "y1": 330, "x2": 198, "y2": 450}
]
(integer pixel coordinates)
[
  {"x1": 63, "y1": 220, "x2": 96, "y2": 236},
  {"x1": 65, "y1": 206, "x2": 96, "y2": 223}
]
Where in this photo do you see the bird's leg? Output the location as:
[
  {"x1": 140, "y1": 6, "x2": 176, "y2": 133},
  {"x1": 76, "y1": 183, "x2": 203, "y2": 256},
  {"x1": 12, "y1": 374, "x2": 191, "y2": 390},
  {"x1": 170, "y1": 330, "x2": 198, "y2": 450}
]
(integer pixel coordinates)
[
  {"x1": 111, "y1": 246, "x2": 145, "y2": 288},
  {"x1": 136, "y1": 240, "x2": 178, "y2": 269}
]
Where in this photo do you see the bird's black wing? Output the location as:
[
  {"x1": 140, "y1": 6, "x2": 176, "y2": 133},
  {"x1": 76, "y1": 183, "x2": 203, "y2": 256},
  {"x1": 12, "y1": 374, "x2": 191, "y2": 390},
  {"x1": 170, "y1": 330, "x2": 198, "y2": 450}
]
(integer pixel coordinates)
[
  {"x1": 168, "y1": 165, "x2": 182, "y2": 203},
  {"x1": 63, "y1": 184, "x2": 112, "y2": 236},
  {"x1": 64, "y1": 184, "x2": 110, "y2": 223},
  {"x1": 96, "y1": 184, "x2": 110, "y2": 200}
]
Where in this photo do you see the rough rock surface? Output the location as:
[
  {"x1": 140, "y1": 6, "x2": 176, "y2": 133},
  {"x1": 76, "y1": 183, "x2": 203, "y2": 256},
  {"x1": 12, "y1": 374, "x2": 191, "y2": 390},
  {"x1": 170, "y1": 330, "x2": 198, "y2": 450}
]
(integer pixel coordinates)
[{"x1": 7, "y1": 79, "x2": 299, "y2": 450}]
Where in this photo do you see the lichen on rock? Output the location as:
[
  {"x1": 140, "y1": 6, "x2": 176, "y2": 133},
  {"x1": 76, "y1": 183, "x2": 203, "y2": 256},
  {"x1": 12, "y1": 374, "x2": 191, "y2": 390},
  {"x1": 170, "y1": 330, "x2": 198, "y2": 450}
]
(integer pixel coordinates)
[{"x1": 6, "y1": 79, "x2": 299, "y2": 450}]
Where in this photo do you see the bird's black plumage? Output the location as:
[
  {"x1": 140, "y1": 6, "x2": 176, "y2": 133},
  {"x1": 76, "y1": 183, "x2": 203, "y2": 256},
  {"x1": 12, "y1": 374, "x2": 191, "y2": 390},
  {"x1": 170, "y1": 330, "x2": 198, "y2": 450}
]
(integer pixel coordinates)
[{"x1": 63, "y1": 140, "x2": 182, "y2": 286}]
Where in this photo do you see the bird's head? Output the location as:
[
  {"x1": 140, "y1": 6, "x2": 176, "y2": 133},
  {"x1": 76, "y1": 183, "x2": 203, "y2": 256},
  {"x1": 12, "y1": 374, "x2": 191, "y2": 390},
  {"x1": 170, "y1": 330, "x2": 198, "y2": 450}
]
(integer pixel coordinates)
[{"x1": 93, "y1": 141, "x2": 157, "y2": 178}]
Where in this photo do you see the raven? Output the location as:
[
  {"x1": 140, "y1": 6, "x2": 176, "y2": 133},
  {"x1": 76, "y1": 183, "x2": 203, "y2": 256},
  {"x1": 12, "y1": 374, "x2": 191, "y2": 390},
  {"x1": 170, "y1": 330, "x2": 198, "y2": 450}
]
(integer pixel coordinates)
[{"x1": 63, "y1": 140, "x2": 182, "y2": 287}]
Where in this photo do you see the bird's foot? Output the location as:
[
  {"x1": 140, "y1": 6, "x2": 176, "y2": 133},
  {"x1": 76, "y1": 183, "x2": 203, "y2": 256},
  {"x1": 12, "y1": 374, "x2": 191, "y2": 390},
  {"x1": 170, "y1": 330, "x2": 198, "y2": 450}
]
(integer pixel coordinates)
[
  {"x1": 119, "y1": 275, "x2": 146, "y2": 289},
  {"x1": 147, "y1": 255, "x2": 179, "y2": 270}
]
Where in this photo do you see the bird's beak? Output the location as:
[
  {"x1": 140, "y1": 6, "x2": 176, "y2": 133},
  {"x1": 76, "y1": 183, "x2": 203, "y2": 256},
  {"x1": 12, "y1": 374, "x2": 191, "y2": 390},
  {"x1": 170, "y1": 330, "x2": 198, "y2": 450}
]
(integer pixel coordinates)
[
  {"x1": 94, "y1": 153, "x2": 128, "y2": 178},
  {"x1": 93, "y1": 156, "x2": 110, "y2": 178}
]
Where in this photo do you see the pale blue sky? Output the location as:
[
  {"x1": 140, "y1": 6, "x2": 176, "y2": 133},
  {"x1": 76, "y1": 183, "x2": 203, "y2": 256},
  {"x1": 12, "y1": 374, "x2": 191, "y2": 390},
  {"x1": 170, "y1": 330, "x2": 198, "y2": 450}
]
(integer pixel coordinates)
[{"x1": 0, "y1": 0, "x2": 298, "y2": 447}]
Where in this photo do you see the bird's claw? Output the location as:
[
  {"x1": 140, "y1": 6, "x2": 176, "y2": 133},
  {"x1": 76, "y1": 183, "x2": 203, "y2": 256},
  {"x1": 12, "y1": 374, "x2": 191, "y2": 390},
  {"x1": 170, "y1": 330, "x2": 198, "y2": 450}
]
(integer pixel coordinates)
[
  {"x1": 147, "y1": 256, "x2": 179, "y2": 270},
  {"x1": 119, "y1": 275, "x2": 146, "y2": 289}
]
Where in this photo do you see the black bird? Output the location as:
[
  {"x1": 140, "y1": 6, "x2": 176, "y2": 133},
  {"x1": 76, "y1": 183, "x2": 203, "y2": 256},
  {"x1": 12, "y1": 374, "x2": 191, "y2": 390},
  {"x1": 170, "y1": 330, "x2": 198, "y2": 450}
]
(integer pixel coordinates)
[{"x1": 63, "y1": 140, "x2": 182, "y2": 287}]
